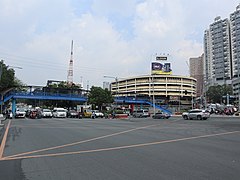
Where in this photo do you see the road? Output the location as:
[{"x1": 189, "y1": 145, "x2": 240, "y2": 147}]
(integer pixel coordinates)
[{"x1": 0, "y1": 116, "x2": 240, "y2": 180}]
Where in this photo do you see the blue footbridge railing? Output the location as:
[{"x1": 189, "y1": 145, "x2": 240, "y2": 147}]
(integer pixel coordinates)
[
  {"x1": 1, "y1": 90, "x2": 88, "y2": 105},
  {"x1": 115, "y1": 97, "x2": 172, "y2": 115},
  {"x1": 1, "y1": 89, "x2": 172, "y2": 115},
  {"x1": 0, "y1": 89, "x2": 88, "y2": 115}
]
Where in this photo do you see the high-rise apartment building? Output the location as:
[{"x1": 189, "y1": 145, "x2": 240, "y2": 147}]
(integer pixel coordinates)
[
  {"x1": 203, "y1": 4, "x2": 240, "y2": 106},
  {"x1": 230, "y1": 5, "x2": 240, "y2": 106},
  {"x1": 189, "y1": 55, "x2": 204, "y2": 97},
  {"x1": 230, "y1": 5, "x2": 240, "y2": 78},
  {"x1": 103, "y1": 81, "x2": 110, "y2": 90},
  {"x1": 204, "y1": 16, "x2": 232, "y2": 88},
  {"x1": 204, "y1": 29, "x2": 213, "y2": 86}
]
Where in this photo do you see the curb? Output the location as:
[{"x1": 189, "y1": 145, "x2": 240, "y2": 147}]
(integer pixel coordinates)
[
  {"x1": 0, "y1": 119, "x2": 9, "y2": 145},
  {"x1": 210, "y1": 115, "x2": 240, "y2": 118}
]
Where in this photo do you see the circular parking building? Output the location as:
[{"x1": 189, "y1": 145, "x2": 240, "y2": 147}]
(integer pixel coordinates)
[{"x1": 109, "y1": 74, "x2": 197, "y2": 112}]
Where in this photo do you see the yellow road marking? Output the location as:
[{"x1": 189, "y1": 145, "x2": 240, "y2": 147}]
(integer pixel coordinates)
[
  {"x1": 4, "y1": 123, "x2": 160, "y2": 159},
  {"x1": 2, "y1": 130, "x2": 239, "y2": 161},
  {"x1": 0, "y1": 120, "x2": 11, "y2": 158}
]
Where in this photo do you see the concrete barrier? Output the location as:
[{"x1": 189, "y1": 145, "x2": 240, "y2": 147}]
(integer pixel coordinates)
[
  {"x1": 108, "y1": 114, "x2": 129, "y2": 119},
  {"x1": 115, "y1": 114, "x2": 129, "y2": 119}
]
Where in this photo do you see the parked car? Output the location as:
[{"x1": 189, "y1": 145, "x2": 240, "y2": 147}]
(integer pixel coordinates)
[
  {"x1": 42, "y1": 109, "x2": 53, "y2": 118},
  {"x1": 132, "y1": 109, "x2": 150, "y2": 118},
  {"x1": 67, "y1": 110, "x2": 79, "y2": 118},
  {"x1": 152, "y1": 112, "x2": 171, "y2": 119},
  {"x1": 82, "y1": 109, "x2": 92, "y2": 118},
  {"x1": 235, "y1": 111, "x2": 240, "y2": 116},
  {"x1": 15, "y1": 108, "x2": 26, "y2": 118},
  {"x1": 91, "y1": 110, "x2": 104, "y2": 118},
  {"x1": 182, "y1": 109, "x2": 210, "y2": 120},
  {"x1": 52, "y1": 108, "x2": 67, "y2": 118}
]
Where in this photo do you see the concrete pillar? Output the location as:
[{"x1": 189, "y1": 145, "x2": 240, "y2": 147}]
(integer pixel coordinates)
[{"x1": 12, "y1": 99, "x2": 16, "y2": 116}]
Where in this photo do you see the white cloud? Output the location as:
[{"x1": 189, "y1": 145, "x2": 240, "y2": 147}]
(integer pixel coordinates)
[
  {"x1": 0, "y1": 0, "x2": 36, "y2": 17},
  {"x1": 0, "y1": 0, "x2": 239, "y2": 87},
  {"x1": 91, "y1": 0, "x2": 137, "y2": 17}
]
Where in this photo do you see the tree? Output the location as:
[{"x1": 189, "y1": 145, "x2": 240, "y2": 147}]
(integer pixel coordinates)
[
  {"x1": 0, "y1": 60, "x2": 24, "y2": 92},
  {"x1": 88, "y1": 86, "x2": 114, "y2": 110},
  {"x1": 42, "y1": 81, "x2": 82, "y2": 109},
  {"x1": 221, "y1": 84, "x2": 232, "y2": 96},
  {"x1": 206, "y1": 84, "x2": 233, "y2": 104}
]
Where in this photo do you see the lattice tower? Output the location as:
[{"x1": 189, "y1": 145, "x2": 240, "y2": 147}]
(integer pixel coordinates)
[{"x1": 67, "y1": 40, "x2": 74, "y2": 85}]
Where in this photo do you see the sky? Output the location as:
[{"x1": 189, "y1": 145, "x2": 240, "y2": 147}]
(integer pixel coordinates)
[{"x1": 0, "y1": 0, "x2": 239, "y2": 89}]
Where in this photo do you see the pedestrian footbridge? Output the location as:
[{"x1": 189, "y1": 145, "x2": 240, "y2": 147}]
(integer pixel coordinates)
[
  {"x1": 115, "y1": 97, "x2": 172, "y2": 115},
  {"x1": 0, "y1": 88, "x2": 88, "y2": 114},
  {"x1": 0, "y1": 87, "x2": 172, "y2": 115}
]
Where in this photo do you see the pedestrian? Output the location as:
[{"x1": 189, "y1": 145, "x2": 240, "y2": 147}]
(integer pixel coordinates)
[{"x1": 91, "y1": 111, "x2": 95, "y2": 119}]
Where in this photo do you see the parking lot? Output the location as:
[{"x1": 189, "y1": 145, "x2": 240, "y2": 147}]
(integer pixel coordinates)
[{"x1": 0, "y1": 116, "x2": 240, "y2": 180}]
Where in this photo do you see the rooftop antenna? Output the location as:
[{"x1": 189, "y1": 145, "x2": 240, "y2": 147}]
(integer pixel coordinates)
[{"x1": 67, "y1": 40, "x2": 74, "y2": 85}]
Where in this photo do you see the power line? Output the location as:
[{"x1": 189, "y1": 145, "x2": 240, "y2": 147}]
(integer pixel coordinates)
[{"x1": 0, "y1": 51, "x2": 108, "y2": 73}]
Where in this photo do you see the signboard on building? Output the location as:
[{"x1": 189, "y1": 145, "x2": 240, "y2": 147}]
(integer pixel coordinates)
[{"x1": 156, "y1": 56, "x2": 168, "y2": 61}]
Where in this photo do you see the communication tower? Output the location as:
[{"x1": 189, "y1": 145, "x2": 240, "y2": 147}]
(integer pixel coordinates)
[{"x1": 67, "y1": 40, "x2": 74, "y2": 85}]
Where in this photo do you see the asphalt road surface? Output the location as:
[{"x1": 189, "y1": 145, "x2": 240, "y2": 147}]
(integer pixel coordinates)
[{"x1": 0, "y1": 116, "x2": 240, "y2": 180}]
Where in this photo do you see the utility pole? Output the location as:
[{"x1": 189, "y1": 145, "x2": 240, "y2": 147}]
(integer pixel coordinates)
[
  {"x1": 179, "y1": 87, "x2": 181, "y2": 112},
  {"x1": 151, "y1": 75, "x2": 156, "y2": 116},
  {"x1": 186, "y1": 61, "x2": 190, "y2": 76}
]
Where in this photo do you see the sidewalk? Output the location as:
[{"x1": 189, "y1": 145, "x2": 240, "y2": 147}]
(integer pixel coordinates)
[
  {"x1": 171, "y1": 113, "x2": 240, "y2": 118},
  {"x1": 209, "y1": 114, "x2": 240, "y2": 118},
  {"x1": 0, "y1": 114, "x2": 8, "y2": 145}
]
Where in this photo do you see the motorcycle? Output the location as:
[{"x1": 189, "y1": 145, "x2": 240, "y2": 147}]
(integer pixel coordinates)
[{"x1": 30, "y1": 110, "x2": 38, "y2": 119}]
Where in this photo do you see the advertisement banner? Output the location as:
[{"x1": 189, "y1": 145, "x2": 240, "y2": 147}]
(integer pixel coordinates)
[
  {"x1": 151, "y1": 62, "x2": 172, "y2": 75},
  {"x1": 152, "y1": 62, "x2": 163, "y2": 70}
]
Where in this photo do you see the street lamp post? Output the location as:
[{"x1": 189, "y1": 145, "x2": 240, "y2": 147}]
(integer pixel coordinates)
[
  {"x1": 179, "y1": 87, "x2": 181, "y2": 112},
  {"x1": 8, "y1": 65, "x2": 23, "y2": 70},
  {"x1": 151, "y1": 75, "x2": 156, "y2": 116},
  {"x1": 191, "y1": 91, "x2": 194, "y2": 109}
]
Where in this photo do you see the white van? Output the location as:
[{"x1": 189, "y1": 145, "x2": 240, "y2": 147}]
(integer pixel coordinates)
[
  {"x1": 52, "y1": 108, "x2": 67, "y2": 118},
  {"x1": 132, "y1": 109, "x2": 150, "y2": 118}
]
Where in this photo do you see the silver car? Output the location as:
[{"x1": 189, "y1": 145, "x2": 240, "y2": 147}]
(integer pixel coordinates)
[
  {"x1": 132, "y1": 109, "x2": 150, "y2": 118},
  {"x1": 152, "y1": 112, "x2": 171, "y2": 119},
  {"x1": 42, "y1": 109, "x2": 53, "y2": 118},
  {"x1": 182, "y1": 109, "x2": 210, "y2": 120},
  {"x1": 15, "y1": 108, "x2": 26, "y2": 118}
]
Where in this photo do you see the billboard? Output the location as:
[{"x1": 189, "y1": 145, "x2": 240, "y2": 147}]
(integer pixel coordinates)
[{"x1": 151, "y1": 62, "x2": 172, "y2": 75}]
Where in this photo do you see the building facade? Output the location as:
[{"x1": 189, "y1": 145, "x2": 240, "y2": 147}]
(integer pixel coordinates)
[
  {"x1": 189, "y1": 55, "x2": 204, "y2": 97},
  {"x1": 103, "y1": 81, "x2": 110, "y2": 90},
  {"x1": 204, "y1": 29, "x2": 213, "y2": 86},
  {"x1": 109, "y1": 75, "x2": 196, "y2": 106},
  {"x1": 230, "y1": 5, "x2": 240, "y2": 106},
  {"x1": 204, "y1": 16, "x2": 232, "y2": 88},
  {"x1": 230, "y1": 4, "x2": 240, "y2": 79},
  {"x1": 204, "y1": 4, "x2": 240, "y2": 106}
]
